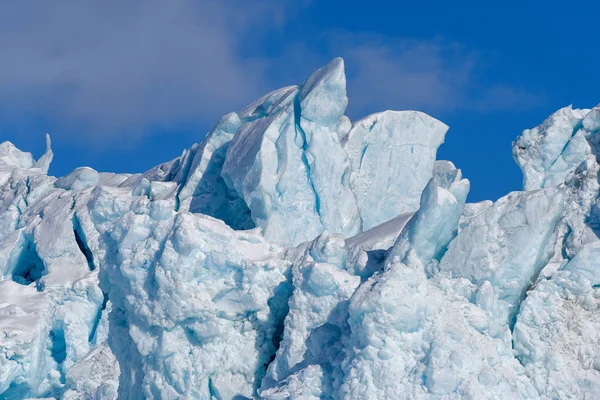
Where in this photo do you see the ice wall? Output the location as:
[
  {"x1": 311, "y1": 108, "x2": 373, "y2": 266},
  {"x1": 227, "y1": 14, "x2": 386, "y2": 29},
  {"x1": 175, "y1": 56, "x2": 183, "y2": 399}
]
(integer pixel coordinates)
[{"x1": 1, "y1": 58, "x2": 600, "y2": 400}]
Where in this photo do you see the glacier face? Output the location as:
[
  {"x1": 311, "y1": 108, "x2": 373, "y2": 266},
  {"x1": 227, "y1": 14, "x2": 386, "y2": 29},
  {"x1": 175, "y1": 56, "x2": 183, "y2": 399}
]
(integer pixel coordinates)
[{"x1": 1, "y1": 59, "x2": 600, "y2": 400}]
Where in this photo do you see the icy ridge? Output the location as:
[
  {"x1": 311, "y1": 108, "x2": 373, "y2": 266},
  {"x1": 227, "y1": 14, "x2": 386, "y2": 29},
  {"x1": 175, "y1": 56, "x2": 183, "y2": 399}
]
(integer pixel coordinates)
[{"x1": 0, "y1": 58, "x2": 600, "y2": 399}]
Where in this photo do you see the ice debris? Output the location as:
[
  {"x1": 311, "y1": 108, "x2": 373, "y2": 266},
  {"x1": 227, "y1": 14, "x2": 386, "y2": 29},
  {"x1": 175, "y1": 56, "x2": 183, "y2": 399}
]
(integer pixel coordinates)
[{"x1": 1, "y1": 58, "x2": 600, "y2": 399}]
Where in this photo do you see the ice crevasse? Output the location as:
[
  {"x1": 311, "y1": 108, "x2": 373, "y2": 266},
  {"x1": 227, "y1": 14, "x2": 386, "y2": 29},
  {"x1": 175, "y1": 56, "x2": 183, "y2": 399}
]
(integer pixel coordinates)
[{"x1": 1, "y1": 58, "x2": 600, "y2": 399}]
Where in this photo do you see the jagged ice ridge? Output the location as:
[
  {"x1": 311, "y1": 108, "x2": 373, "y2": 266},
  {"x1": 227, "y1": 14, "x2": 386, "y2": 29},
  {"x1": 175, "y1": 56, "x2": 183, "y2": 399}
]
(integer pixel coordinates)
[{"x1": 1, "y1": 58, "x2": 600, "y2": 399}]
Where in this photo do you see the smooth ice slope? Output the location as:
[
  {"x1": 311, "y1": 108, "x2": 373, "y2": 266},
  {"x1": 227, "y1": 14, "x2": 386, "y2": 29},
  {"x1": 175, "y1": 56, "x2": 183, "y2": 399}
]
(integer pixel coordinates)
[{"x1": 2, "y1": 58, "x2": 600, "y2": 400}]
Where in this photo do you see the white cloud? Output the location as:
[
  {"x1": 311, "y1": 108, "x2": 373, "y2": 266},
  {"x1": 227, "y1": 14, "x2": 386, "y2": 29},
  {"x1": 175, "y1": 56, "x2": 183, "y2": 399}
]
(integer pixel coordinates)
[
  {"x1": 301, "y1": 33, "x2": 542, "y2": 118},
  {"x1": 0, "y1": 0, "x2": 293, "y2": 144},
  {"x1": 262, "y1": 32, "x2": 542, "y2": 121},
  {"x1": 0, "y1": 3, "x2": 542, "y2": 149}
]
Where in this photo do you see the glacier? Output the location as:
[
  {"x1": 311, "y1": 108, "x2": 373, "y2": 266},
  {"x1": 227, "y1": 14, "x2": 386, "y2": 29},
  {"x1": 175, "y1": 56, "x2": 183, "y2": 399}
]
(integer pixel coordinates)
[{"x1": 1, "y1": 57, "x2": 600, "y2": 400}]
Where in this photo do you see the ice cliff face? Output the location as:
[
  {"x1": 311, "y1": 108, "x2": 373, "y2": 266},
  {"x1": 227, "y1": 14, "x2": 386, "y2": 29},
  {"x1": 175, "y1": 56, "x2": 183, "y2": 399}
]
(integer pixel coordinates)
[{"x1": 1, "y1": 58, "x2": 600, "y2": 399}]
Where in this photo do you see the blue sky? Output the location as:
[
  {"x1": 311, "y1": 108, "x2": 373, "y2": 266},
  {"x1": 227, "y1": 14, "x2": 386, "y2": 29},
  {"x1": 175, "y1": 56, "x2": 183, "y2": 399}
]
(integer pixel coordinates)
[{"x1": 1, "y1": 0, "x2": 598, "y2": 202}]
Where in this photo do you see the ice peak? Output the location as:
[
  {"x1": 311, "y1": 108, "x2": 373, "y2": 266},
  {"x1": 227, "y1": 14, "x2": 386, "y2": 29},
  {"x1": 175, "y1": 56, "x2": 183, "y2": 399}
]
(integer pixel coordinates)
[
  {"x1": 0, "y1": 140, "x2": 36, "y2": 169},
  {"x1": 34, "y1": 133, "x2": 53, "y2": 174},
  {"x1": 0, "y1": 134, "x2": 53, "y2": 174},
  {"x1": 299, "y1": 57, "x2": 348, "y2": 125}
]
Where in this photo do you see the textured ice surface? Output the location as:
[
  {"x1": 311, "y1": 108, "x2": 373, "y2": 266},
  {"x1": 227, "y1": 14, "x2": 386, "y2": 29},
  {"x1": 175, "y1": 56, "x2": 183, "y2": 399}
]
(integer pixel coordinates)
[
  {"x1": 513, "y1": 106, "x2": 592, "y2": 191},
  {"x1": 2, "y1": 59, "x2": 600, "y2": 399},
  {"x1": 344, "y1": 110, "x2": 447, "y2": 230},
  {"x1": 0, "y1": 134, "x2": 52, "y2": 173},
  {"x1": 262, "y1": 231, "x2": 359, "y2": 398},
  {"x1": 439, "y1": 187, "x2": 565, "y2": 328},
  {"x1": 93, "y1": 200, "x2": 290, "y2": 399},
  {"x1": 222, "y1": 58, "x2": 360, "y2": 247},
  {"x1": 513, "y1": 241, "x2": 600, "y2": 399},
  {"x1": 339, "y1": 176, "x2": 538, "y2": 399},
  {"x1": 0, "y1": 159, "x2": 107, "y2": 399}
]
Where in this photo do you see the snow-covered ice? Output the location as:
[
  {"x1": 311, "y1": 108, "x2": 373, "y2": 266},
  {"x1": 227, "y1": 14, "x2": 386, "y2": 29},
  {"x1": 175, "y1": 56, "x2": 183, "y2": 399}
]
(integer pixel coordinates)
[{"x1": 1, "y1": 58, "x2": 600, "y2": 399}]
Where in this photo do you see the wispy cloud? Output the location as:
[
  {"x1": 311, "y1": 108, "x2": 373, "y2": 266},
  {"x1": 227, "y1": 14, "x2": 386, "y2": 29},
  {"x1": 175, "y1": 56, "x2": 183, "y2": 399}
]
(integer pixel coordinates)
[
  {"x1": 272, "y1": 32, "x2": 544, "y2": 119},
  {"x1": 472, "y1": 84, "x2": 544, "y2": 111},
  {"x1": 0, "y1": 0, "x2": 295, "y2": 145},
  {"x1": 0, "y1": 2, "x2": 542, "y2": 149},
  {"x1": 337, "y1": 35, "x2": 474, "y2": 117}
]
